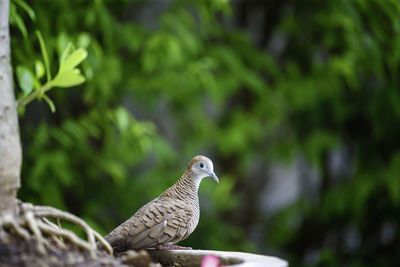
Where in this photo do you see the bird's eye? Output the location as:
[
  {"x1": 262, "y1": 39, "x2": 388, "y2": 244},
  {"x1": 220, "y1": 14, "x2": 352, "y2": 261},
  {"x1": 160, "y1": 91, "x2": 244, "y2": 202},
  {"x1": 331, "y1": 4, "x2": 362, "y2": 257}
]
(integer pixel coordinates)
[{"x1": 199, "y1": 163, "x2": 204, "y2": 168}]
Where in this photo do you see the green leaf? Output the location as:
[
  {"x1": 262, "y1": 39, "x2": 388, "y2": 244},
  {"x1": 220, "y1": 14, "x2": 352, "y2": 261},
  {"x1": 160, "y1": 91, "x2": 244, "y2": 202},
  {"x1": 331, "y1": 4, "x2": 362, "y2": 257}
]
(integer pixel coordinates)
[
  {"x1": 114, "y1": 107, "x2": 131, "y2": 132},
  {"x1": 35, "y1": 60, "x2": 45, "y2": 79},
  {"x1": 78, "y1": 33, "x2": 91, "y2": 48},
  {"x1": 43, "y1": 94, "x2": 56, "y2": 113},
  {"x1": 59, "y1": 48, "x2": 88, "y2": 72},
  {"x1": 57, "y1": 32, "x2": 72, "y2": 57},
  {"x1": 13, "y1": 0, "x2": 36, "y2": 20},
  {"x1": 60, "y1": 43, "x2": 73, "y2": 66},
  {"x1": 17, "y1": 104, "x2": 25, "y2": 117},
  {"x1": 9, "y1": 5, "x2": 27, "y2": 38},
  {"x1": 14, "y1": 15, "x2": 27, "y2": 38},
  {"x1": 52, "y1": 69, "x2": 86, "y2": 87},
  {"x1": 16, "y1": 66, "x2": 34, "y2": 95},
  {"x1": 36, "y1": 31, "x2": 51, "y2": 82}
]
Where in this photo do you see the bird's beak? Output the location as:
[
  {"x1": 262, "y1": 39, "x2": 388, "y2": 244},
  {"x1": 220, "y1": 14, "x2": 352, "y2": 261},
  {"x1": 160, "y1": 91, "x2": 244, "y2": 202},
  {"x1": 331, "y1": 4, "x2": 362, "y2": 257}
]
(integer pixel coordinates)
[{"x1": 208, "y1": 172, "x2": 219, "y2": 183}]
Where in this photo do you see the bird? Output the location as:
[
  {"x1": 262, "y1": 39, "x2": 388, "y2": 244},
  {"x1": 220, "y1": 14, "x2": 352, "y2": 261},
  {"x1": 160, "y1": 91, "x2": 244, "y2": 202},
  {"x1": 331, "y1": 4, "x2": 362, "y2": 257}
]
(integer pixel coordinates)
[{"x1": 102, "y1": 155, "x2": 219, "y2": 252}]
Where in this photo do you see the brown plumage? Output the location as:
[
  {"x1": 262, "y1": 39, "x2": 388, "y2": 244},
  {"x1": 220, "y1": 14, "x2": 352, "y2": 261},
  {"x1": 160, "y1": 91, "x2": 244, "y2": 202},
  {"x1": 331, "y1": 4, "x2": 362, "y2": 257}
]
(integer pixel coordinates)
[{"x1": 103, "y1": 155, "x2": 218, "y2": 252}]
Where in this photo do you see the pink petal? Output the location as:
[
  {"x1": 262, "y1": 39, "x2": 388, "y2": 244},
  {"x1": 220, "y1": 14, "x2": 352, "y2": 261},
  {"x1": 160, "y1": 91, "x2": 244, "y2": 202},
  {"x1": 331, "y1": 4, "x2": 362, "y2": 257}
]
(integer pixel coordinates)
[{"x1": 201, "y1": 254, "x2": 221, "y2": 267}]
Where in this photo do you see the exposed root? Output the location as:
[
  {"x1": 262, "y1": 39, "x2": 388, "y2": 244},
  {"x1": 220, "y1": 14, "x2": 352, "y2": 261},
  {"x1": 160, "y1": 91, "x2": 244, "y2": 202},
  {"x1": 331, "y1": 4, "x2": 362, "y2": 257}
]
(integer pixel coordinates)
[
  {"x1": 38, "y1": 220, "x2": 95, "y2": 256},
  {"x1": 8, "y1": 218, "x2": 30, "y2": 240},
  {"x1": 0, "y1": 200, "x2": 113, "y2": 257},
  {"x1": 25, "y1": 210, "x2": 47, "y2": 254}
]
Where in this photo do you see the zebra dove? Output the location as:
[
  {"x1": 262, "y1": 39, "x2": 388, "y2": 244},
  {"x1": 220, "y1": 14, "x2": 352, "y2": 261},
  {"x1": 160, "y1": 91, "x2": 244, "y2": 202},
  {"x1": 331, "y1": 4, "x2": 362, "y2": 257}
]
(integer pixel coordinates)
[{"x1": 103, "y1": 155, "x2": 219, "y2": 252}]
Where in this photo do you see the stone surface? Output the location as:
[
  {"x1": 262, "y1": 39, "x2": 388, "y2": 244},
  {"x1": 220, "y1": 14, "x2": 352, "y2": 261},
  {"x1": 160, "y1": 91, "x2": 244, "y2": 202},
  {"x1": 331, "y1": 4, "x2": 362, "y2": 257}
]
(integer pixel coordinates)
[{"x1": 148, "y1": 249, "x2": 288, "y2": 267}]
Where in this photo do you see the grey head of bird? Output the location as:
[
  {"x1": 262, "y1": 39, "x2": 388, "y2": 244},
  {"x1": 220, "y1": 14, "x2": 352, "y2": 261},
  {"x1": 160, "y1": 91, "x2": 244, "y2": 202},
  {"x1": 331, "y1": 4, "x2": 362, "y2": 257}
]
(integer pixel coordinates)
[{"x1": 187, "y1": 155, "x2": 219, "y2": 188}]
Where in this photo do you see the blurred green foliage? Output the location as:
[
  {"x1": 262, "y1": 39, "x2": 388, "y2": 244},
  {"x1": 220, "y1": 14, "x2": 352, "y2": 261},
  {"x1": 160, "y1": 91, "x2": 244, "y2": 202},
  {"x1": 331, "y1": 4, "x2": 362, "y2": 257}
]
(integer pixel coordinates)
[{"x1": 9, "y1": 0, "x2": 400, "y2": 266}]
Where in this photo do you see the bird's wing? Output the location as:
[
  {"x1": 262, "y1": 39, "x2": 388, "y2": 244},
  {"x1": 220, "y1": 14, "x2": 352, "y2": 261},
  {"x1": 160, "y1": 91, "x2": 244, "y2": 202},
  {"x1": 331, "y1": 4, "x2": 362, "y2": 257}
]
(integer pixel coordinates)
[{"x1": 105, "y1": 198, "x2": 193, "y2": 251}]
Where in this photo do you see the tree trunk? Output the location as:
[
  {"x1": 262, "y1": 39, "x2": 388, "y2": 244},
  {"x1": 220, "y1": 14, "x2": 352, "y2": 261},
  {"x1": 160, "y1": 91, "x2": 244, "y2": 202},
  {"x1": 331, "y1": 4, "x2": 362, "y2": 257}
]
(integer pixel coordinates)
[{"x1": 0, "y1": 0, "x2": 22, "y2": 215}]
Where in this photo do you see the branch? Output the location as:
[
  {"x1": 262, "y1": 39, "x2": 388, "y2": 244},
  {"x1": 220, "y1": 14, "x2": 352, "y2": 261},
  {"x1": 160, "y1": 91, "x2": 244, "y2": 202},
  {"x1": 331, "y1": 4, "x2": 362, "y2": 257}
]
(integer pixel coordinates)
[{"x1": 17, "y1": 82, "x2": 52, "y2": 107}]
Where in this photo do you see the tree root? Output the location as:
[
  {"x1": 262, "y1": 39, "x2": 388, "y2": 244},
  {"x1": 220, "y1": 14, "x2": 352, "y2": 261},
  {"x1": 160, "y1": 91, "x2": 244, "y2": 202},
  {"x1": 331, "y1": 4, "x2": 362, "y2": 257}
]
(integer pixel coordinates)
[{"x1": 0, "y1": 200, "x2": 112, "y2": 257}]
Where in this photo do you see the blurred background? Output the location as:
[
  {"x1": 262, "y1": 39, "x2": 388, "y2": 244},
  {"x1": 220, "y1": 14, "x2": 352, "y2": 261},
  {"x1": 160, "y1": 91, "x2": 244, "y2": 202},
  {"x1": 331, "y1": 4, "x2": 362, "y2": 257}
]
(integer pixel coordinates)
[{"x1": 9, "y1": 0, "x2": 400, "y2": 266}]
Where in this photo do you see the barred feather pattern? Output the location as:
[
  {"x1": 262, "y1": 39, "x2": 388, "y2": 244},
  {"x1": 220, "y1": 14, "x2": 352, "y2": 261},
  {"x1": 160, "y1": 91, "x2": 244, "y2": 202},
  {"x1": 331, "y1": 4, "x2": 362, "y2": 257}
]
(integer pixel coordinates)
[{"x1": 104, "y1": 164, "x2": 207, "y2": 252}]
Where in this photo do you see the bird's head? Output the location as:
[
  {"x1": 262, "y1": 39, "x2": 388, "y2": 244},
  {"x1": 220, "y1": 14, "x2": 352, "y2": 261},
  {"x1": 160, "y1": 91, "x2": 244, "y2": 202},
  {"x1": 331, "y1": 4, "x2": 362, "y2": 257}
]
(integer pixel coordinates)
[{"x1": 188, "y1": 155, "x2": 219, "y2": 183}]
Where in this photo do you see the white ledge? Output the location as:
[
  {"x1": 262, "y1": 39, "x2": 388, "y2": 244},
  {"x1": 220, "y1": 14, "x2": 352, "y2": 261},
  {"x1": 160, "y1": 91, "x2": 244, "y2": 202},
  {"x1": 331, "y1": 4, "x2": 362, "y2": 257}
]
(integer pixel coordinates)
[{"x1": 147, "y1": 249, "x2": 288, "y2": 267}]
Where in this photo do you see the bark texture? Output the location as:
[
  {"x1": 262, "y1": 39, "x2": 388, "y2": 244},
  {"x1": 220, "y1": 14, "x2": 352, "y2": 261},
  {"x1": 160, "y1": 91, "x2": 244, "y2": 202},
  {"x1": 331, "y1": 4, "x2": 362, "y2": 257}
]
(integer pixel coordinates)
[{"x1": 0, "y1": 0, "x2": 22, "y2": 214}]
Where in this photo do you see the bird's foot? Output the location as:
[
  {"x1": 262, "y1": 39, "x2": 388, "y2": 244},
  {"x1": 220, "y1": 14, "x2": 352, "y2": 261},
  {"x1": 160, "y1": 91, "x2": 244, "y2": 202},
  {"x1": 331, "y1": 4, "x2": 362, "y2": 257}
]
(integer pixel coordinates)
[{"x1": 155, "y1": 245, "x2": 192, "y2": 250}]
